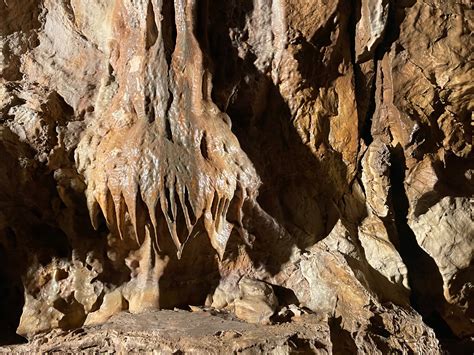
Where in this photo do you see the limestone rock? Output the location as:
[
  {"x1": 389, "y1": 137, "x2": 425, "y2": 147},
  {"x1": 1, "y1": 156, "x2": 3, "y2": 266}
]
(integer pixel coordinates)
[
  {"x1": 17, "y1": 258, "x2": 103, "y2": 338},
  {"x1": 0, "y1": 0, "x2": 472, "y2": 352},
  {"x1": 355, "y1": 0, "x2": 389, "y2": 61},
  {"x1": 358, "y1": 215, "x2": 410, "y2": 303},
  {"x1": 409, "y1": 197, "x2": 474, "y2": 337},
  {"x1": 234, "y1": 278, "x2": 278, "y2": 325},
  {"x1": 361, "y1": 139, "x2": 392, "y2": 218},
  {"x1": 209, "y1": 275, "x2": 242, "y2": 310},
  {"x1": 3, "y1": 309, "x2": 441, "y2": 354},
  {"x1": 84, "y1": 289, "x2": 126, "y2": 327}
]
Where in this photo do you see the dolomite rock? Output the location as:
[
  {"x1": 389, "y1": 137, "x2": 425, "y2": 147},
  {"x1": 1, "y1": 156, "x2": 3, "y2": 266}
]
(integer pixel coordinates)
[{"x1": 0, "y1": 0, "x2": 473, "y2": 352}]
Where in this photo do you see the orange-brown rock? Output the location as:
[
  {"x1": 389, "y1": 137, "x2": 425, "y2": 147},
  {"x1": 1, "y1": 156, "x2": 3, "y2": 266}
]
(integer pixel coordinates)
[{"x1": 0, "y1": 0, "x2": 472, "y2": 352}]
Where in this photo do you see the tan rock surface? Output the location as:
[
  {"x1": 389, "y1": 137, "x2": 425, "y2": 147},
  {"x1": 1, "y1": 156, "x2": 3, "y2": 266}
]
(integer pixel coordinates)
[
  {"x1": 0, "y1": 0, "x2": 472, "y2": 352},
  {"x1": 3, "y1": 309, "x2": 441, "y2": 354}
]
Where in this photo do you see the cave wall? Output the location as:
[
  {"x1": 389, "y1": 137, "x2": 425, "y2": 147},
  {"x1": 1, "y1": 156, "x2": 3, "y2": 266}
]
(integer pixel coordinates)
[{"x1": 0, "y1": 0, "x2": 472, "y2": 351}]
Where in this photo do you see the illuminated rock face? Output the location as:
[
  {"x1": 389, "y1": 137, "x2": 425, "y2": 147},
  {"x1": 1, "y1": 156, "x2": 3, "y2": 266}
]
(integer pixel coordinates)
[
  {"x1": 0, "y1": 0, "x2": 472, "y2": 352},
  {"x1": 76, "y1": 0, "x2": 260, "y2": 260}
]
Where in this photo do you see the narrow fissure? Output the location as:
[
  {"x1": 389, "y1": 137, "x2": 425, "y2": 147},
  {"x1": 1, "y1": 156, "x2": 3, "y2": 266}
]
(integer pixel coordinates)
[
  {"x1": 348, "y1": 0, "x2": 367, "y2": 144},
  {"x1": 162, "y1": 0, "x2": 177, "y2": 65},
  {"x1": 165, "y1": 116, "x2": 173, "y2": 141},
  {"x1": 184, "y1": 187, "x2": 197, "y2": 225},
  {"x1": 145, "y1": 95, "x2": 155, "y2": 123},
  {"x1": 360, "y1": 58, "x2": 377, "y2": 146},
  {"x1": 389, "y1": 145, "x2": 456, "y2": 342},
  {"x1": 145, "y1": 0, "x2": 159, "y2": 50},
  {"x1": 200, "y1": 131, "x2": 209, "y2": 160}
]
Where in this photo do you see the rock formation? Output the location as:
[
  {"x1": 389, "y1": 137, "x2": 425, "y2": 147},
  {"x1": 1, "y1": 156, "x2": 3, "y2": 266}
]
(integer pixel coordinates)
[{"x1": 0, "y1": 0, "x2": 472, "y2": 353}]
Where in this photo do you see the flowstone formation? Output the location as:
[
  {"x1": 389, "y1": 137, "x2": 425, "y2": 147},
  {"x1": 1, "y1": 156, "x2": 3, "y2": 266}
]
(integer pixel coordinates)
[
  {"x1": 76, "y1": 0, "x2": 260, "y2": 259},
  {"x1": 0, "y1": 0, "x2": 472, "y2": 353}
]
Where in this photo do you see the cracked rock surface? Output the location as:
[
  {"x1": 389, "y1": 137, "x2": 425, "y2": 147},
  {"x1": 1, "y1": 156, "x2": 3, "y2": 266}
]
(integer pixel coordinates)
[{"x1": 0, "y1": 0, "x2": 472, "y2": 353}]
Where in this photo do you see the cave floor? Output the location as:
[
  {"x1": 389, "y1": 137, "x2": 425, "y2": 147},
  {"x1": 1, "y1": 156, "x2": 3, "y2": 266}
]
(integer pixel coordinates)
[{"x1": 1, "y1": 310, "x2": 332, "y2": 353}]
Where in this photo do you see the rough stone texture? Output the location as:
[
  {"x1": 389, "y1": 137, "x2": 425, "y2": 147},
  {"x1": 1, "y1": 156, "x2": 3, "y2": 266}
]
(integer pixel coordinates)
[
  {"x1": 2, "y1": 309, "x2": 440, "y2": 354},
  {"x1": 409, "y1": 197, "x2": 473, "y2": 338},
  {"x1": 211, "y1": 276, "x2": 279, "y2": 325},
  {"x1": 0, "y1": 0, "x2": 473, "y2": 353}
]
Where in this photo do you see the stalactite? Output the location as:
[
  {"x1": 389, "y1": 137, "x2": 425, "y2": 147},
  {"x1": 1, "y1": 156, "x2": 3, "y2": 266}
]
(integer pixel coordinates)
[{"x1": 77, "y1": 0, "x2": 260, "y2": 259}]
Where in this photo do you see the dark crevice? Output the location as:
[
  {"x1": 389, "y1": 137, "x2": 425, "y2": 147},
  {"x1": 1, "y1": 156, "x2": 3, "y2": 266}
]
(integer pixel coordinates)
[
  {"x1": 348, "y1": 0, "x2": 366, "y2": 137},
  {"x1": 272, "y1": 285, "x2": 299, "y2": 306},
  {"x1": 210, "y1": 191, "x2": 219, "y2": 217},
  {"x1": 162, "y1": 0, "x2": 177, "y2": 64},
  {"x1": 165, "y1": 117, "x2": 173, "y2": 142},
  {"x1": 360, "y1": 60, "x2": 377, "y2": 146},
  {"x1": 164, "y1": 86, "x2": 174, "y2": 117},
  {"x1": 174, "y1": 191, "x2": 188, "y2": 244},
  {"x1": 357, "y1": 0, "x2": 416, "y2": 146},
  {"x1": 0, "y1": 230, "x2": 27, "y2": 346},
  {"x1": 63, "y1": 0, "x2": 76, "y2": 24},
  {"x1": 183, "y1": 187, "x2": 197, "y2": 225},
  {"x1": 389, "y1": 144, "x2": 456, "y2": 341},
  {"x1": 329, "y1": 316, "x2": 358, "y2": 354},
  {"x1": 200, "y1": 132, "x2": 209, "y2": 160},
  {"x1": 34, "y1": 224, "x2": 71, "y2": 265},
  {"x1": 286, "y1": 334, "x2": 318, "y2": 353},
  {"x1": 358, "y1": 16, "x2": 388, "y2": 147},
  {"x1": 145, "y1": 0, "x2": 159, "y2": 50},
  {"x1": 54, "y1": 296, "x2": 87, "y2": 331},
  {"x1": 145, "y1": 95, "x2": 155, "y2": 123}
]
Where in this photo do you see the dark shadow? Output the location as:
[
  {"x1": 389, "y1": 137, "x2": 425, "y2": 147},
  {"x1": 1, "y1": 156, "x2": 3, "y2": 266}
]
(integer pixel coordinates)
[
  {"x1": 272, "y1": 285, "x2": 299, "y2": 307},
  {"x1": 204, "y1": 0, "x2": 350, "y2": 276},
  {"x1": 365, "y1": 313, "x2": 394, "y2": 353},
  {"x1": 440, "y1": 338, "x2": 474, "y2": 355},
  {"x1": 157, "y1": 218, "x2": 220, "y2": 309},
  {"x1": 329, "y1": 316, "x2": 358, "y2": 355},
  {"x1": 345, "y1": 254, "x2": 410, "y2": 307},
  {"x1": 32, "y1": 224, "x2": 71, "y2": 265},
  {"x1": 0, "y1": 116, "x2": 113, "y2": 342},
  {"x1": 0, "y1": 229, "x2": 27, "y2": 346},
  {"x1": 390, "y1": 144, "x2": 458, "y2": 341},
  {"x1": 55, "y1": 296, "x2": 87, "y2": 331}
]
